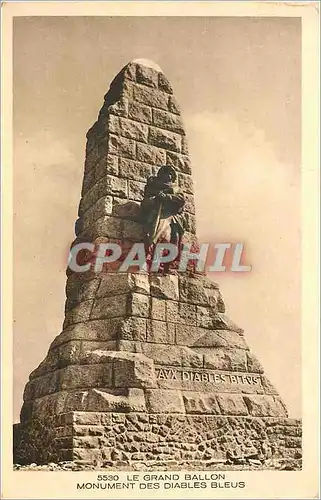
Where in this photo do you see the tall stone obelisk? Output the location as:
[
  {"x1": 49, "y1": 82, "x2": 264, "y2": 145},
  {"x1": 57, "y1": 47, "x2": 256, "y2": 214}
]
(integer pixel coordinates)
[{"x1": 14, "y1": 60, "x2": 301, "y2": 468}]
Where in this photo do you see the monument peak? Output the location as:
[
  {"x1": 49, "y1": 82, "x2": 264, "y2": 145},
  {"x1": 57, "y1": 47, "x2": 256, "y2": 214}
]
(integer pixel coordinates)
[{"x1": 131, "y1": 58, "x2": 162, "y2": 72}]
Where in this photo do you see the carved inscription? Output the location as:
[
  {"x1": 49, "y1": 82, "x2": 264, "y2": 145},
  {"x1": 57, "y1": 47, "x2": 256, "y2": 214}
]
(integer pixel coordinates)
[{"x1": 155, "y1": 367, "x2": 261, "y2": 385}]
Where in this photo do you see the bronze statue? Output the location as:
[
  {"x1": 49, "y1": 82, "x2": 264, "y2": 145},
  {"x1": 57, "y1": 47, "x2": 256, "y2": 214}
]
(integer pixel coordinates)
[{"x1": 140, "y1": 165, "x2": 185, "y2": 264}]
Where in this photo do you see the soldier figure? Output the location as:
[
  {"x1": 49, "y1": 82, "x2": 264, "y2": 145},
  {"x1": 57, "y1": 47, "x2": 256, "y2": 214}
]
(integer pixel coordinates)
[{"x1": 140, "y1": 165, "x2": 185, "y2": 268}]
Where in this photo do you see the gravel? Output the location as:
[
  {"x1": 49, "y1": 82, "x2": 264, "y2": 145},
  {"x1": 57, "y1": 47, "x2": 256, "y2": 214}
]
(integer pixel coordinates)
[{"x1": 13, "y1": 458, "x2": 302, "y2": 471}]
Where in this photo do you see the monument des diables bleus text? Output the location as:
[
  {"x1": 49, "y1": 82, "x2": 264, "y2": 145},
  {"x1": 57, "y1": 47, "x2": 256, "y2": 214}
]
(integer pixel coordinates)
[{"x1": 14, "y1": 59, "x2": 302, "y2": 470}]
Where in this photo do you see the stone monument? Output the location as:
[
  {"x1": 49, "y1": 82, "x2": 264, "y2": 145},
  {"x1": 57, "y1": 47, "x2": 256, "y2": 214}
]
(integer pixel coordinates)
[{"x1": 14, "y1": 59, "x2": 302, "y2": 469}]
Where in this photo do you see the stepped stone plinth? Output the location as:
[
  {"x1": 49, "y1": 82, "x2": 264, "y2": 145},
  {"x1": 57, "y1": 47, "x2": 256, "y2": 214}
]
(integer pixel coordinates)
[{"x1": 14, "y1": 60, "x2": 301, "y2": 469}]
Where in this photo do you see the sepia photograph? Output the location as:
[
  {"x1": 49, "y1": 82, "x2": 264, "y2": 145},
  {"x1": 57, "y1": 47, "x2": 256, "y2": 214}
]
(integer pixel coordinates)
[{"x1": 1, "y1": 2, "x2": 319, "y2": 499}]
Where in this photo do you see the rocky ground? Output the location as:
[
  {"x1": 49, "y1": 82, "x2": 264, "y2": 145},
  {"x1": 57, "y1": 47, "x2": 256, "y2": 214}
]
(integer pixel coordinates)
[{"x1": 13, "y1": 458, "x2": 302, "y2": 471}]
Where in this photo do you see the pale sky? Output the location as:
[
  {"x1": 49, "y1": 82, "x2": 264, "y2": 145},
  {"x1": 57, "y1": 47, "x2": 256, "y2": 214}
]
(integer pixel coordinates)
[{"x1": 13, "y1": 16, "x2": 301, "y2": 422}]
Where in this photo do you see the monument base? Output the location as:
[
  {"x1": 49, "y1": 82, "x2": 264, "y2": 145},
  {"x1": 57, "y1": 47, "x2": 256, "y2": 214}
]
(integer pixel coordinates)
[{"x1": 13, "y1": 412, "x2": 302, "y2": 469}]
